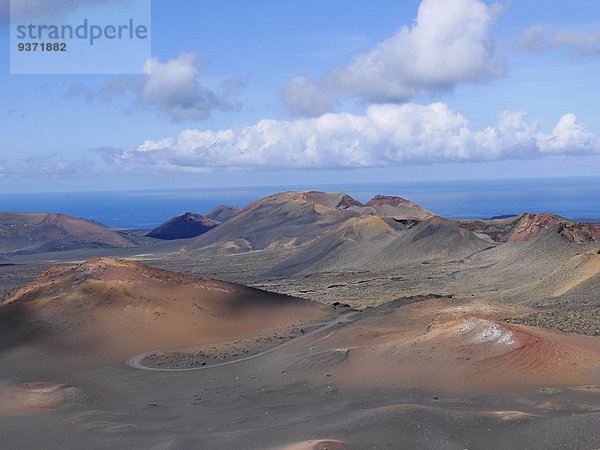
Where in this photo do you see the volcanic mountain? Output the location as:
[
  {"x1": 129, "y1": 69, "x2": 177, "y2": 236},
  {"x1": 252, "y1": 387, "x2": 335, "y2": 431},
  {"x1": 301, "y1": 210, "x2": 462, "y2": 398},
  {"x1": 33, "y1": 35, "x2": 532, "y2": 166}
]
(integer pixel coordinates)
[
  {"x1": 348, "y1": 194, "x2": 434, "y2": 219},
  {"x1": 183, "y1": 191, "x2": 438, "y2": 253},
  {"x1": 266, "y1": 215, "x2": 492, "y2": 276},
  {"x1": 178, "y1": 191, "x2": 600, "y2": 280},
  {"x1": 0, "y1": 258, "x2": 332, "y2": 364},
  {"x1": 0, "y1": 212, "x2": 136, "y2": 254},
  {"x1": 516, "y1": 248, "x2": 600, "y2": 302},
  {"x1": 205, "y1": 205, "x2": 243, "y2": 223},
  {"x1": 184, "y1": 191, "x2": 364, "y2": 252},
  {"x1": 146, "y1": 212, "x2": 220, "y2": 240},
  {"x1": 461, "y1": 213, "x2": 600, "y2": 244}
]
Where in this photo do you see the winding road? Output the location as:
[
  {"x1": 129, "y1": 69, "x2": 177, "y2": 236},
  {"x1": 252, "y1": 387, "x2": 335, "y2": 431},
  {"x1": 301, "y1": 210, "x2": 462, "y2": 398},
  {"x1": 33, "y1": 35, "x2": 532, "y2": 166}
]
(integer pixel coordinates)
[{"x1": 127, "y1": 311, "x2": 358, "y2": 372}]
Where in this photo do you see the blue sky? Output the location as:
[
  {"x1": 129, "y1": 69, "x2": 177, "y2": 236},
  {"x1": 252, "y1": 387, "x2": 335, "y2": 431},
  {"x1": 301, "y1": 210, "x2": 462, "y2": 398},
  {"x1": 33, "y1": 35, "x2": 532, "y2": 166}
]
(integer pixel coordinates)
[{"x1": 1, "y1": 0, "x2": 600, "y2": 193}]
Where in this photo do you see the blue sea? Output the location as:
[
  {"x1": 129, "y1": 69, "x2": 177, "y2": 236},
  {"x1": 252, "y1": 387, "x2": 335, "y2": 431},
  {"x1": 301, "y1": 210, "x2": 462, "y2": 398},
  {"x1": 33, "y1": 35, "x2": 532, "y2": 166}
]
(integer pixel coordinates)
[{"x1": 1, "y1": 177, "x2": 599, "y2": 228}]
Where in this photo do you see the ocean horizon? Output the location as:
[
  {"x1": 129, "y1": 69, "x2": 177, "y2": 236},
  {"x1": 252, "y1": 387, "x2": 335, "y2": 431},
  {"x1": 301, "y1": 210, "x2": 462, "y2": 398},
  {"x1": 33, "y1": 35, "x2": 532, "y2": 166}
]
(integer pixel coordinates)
[{"x1": 1, "y1": 176, "x2": 599, "y2": 229}]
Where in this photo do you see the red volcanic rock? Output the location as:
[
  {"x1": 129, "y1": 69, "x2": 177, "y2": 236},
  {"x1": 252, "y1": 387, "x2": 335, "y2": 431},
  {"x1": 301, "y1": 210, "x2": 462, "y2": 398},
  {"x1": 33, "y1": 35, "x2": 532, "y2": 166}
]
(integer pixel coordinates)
[
  {"x1": 335, "y1": 194, "x2": 364, "y2": 209},
  {"x1": 462, "y1": 213, "x2": 600, "y2": 244},
  {"x1": 505, "y1": 213, "x2": 561, "y2": 242},
  {"x1": 363, "y1": 195, "x2": 433, "y2": 219},
  {"x1": 505, "y1": 213, "x2": 600, "y2": 243},
  {"x1": 366, "y1": 195, "x2": 423, "y2": 210}
]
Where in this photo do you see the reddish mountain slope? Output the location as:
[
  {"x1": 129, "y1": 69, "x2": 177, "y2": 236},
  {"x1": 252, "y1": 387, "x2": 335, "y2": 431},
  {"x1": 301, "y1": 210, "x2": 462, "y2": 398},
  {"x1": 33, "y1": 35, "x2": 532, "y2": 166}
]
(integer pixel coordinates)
[
  {"x1": 0, "y1": 212, "x2": 135, "y2": 253},
  {"x1": 0, "y1": 258, "x2": 331, "y2": 364},
  {"x1": 291, "y1": 297, "x2": 600, "y2": 392},
  {"x1": 348, "y1": 195, "x2": 434, "y2": 219}
]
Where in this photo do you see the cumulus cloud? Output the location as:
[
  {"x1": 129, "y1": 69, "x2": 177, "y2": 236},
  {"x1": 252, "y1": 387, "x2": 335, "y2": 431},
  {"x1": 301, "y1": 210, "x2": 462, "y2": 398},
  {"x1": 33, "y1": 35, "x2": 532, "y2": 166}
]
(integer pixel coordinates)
[
  {"x1": 94, "y1": 102, "x2": 600, "y2": 173},
  {"x1": 538, "y1": 113, "x2": 599, "y2": 153},
  {"x1": 282, "y1": 0, "x2": 504, "y2": 116},
  {"x1": 69, "y1": 52, "x2": 243, "y2": 121},
  {"x1": 136, "y1": 53, "x2": 237, "y2": 121},
  {"x1": 519, "y1": 24, "x2": 600, "y2": 58}
]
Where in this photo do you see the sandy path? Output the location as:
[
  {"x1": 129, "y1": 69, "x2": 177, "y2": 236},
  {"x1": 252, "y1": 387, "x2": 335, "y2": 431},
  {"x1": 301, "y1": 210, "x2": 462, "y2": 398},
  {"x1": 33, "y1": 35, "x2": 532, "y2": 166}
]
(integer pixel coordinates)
[{"x1": 127, "y1": 311, "x2": 358, "y2": 372}]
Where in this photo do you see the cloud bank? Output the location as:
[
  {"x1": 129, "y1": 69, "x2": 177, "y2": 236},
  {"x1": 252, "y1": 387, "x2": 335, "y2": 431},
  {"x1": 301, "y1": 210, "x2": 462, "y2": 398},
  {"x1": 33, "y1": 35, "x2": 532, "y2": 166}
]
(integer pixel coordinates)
[
  {"x1": 95, "y1": 103, "x2": 600, "y2": 173},
  {"x1": 0, "y1": 154, "x2": 97, "y2": 179},
  {"x1": 283, "y1": 0, "x2": 504, "y2": 116}
]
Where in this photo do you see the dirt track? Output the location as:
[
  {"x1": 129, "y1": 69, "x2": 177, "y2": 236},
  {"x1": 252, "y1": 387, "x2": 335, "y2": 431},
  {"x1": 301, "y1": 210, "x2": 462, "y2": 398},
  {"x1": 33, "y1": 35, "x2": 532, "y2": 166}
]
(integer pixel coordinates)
[{"x1": 128, "y1": 312, "x2": 358, "y2": 371}]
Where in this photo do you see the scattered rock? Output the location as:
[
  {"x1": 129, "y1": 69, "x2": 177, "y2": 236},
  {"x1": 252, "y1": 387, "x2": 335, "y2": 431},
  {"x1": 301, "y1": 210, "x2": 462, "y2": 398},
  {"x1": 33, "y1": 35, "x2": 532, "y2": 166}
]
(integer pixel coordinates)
[{"x1": 504, "y1": 308, "x2": 600, "y2": 336}]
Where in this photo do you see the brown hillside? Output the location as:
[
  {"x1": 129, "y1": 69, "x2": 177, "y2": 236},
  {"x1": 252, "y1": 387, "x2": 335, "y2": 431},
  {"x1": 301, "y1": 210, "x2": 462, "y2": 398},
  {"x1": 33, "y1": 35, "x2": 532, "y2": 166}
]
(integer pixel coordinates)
[
  {"x1": 0, "y1": 212, "x2": 135, "y2": 253},
  {"x1": 0, "y1": 258, "x2": 331, "y2": 364}
]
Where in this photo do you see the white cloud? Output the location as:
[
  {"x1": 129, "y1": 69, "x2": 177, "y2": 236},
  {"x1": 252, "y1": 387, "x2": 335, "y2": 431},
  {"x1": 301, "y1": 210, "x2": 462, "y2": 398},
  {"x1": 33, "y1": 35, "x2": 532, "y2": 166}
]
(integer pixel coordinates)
[
  {"x1": 282, "y1": 0, "x2": 504, "y2": 116},
  {"x1": 82, "y1": 52, "x2": 242, "y2": 121},
  {"x1": 139, "y1": 52, "x2": 237, "y2": 121},
  {"x1": 95, "y1": 102, "x2": 600, "y2": 172},
  {"x1": 538, "y1": 113, "x2": 599, "y2": 154},
  {"x1": 519, "y1": 24, "x2": 600, "y2": 58}
]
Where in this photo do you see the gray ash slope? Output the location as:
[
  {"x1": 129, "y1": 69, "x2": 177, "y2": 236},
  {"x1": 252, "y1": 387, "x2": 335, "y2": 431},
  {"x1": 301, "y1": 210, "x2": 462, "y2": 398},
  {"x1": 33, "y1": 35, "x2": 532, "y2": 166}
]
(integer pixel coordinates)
[
  {"x1": 157, "y1": 191, "x2": 600, "y2": 315},
  {"x1": 205, "y1": 205, "x2": 243, "y2": 223},
  {"x1": 265, "y1": 215, "x2": 492, "y2": 277},
  {"x1": 176, "y1": 191, "x2": 600, "y2": 282}
]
